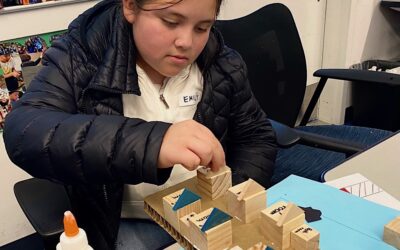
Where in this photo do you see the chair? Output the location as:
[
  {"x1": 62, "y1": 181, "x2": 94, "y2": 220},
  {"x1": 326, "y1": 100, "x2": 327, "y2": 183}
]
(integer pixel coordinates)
[
  {"x1": 14, "y1": 178, "x2": 71, "y2": 249},
  {"x1": 215, "y1": 3, "x2": 393, "y2": 184}
]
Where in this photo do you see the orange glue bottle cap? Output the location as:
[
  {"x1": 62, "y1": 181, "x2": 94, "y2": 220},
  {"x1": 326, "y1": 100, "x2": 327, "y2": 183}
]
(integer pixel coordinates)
[{"x1": 63, "y1": 211, "x2": 79, "y2": 237}]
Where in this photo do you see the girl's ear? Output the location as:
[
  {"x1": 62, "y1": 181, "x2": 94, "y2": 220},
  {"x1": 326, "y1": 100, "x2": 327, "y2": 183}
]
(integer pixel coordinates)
[{"x1": 122, "y1": 0, "x2": 136, "y2": 24}]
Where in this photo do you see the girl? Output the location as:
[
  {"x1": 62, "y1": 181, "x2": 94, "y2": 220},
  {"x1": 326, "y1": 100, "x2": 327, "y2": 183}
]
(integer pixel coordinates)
[{"x1": 3, "y1": 0, "x2": 277, "y2": 249}]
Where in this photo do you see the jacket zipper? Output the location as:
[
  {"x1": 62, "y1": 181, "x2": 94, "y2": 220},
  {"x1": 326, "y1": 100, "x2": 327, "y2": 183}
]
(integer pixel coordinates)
[{"x1": 159, "y1": 81, "x2": 169, "y2": 109}]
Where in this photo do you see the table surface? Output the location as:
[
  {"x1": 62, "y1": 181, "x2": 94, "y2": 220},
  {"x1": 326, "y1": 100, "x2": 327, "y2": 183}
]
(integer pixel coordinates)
[{"x1": 324, "y1": 131, "x2": 400, "y2": 200}]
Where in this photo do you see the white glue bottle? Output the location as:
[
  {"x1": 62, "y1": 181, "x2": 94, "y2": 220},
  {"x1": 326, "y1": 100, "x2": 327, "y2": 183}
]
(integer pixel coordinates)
[{"x1": 56, "y1": 211, "x2": 94, "y2": 250}]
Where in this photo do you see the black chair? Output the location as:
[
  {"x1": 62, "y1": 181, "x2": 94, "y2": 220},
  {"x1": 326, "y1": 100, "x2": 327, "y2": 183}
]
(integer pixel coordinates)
[
  {"x1": 14, "y1": 178, "x2": 71, "y2": 250},
  {"x1": 215, "y1": 3, "x2": 393, "y2": 184}
]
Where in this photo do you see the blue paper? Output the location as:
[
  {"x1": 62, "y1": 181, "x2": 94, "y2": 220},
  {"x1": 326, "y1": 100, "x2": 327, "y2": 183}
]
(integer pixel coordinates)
[
  {"x1": 267, "y1": 175, "x2": 400, "y2": 250},
  {"x1": 172, "y1": 188, "x2": 201, "y2": 211},
  {"x1": 201, "y1": 207, "x2": 232, "y2": 232}
]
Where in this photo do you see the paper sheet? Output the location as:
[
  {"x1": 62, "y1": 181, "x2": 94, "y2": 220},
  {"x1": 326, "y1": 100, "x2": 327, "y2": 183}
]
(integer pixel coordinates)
[{"x1": 325, "y1": 173, "x2": 400, "y2": 211}]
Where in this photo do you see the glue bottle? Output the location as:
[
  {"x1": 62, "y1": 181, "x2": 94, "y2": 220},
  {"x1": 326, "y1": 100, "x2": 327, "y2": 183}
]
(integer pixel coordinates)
[{"x1": 56, "y1": 211, "x2": 93, "y2": 250}]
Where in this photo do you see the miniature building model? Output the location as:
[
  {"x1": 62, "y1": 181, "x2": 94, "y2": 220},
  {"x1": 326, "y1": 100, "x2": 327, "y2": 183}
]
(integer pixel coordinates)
[
  {"x1": 290, "y1": 224, "x2": 320, "y2": 250},
  {"x1": 197, "y1": 165, "x2": 232, "y2": 200},
  {"x1": 188, "y1": 207, "x2": 233, "y2": 250},
  {"x1": 260, "y1": 201, "x2": 305, "y2": 250},
  {"x1": 163, "y1": 188, "x2": 202, "y2": 230},
  {"x1": 227, "y1": 178, "x2": 267, "y2": 223}
]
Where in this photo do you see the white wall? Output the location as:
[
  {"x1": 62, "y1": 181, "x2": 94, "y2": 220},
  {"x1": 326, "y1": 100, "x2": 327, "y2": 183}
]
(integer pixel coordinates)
[
  {"x1": 0, "y1": 0, "x2": 100, "y2": 41},
  {"x1": 0, "y1": 137, "x2": 33, "y2": 246},
  {"x1": 319, "y1": 0, "x2": 400, "y2": 124},
  {"x1": 219, "y1": 0, "x2": 327, "y2": 86}
]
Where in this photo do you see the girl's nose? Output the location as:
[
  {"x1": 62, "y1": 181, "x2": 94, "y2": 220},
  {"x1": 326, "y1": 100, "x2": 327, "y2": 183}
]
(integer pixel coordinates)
[{"x1": 174, "y1": 30, "x2": 193, "y2": 50}]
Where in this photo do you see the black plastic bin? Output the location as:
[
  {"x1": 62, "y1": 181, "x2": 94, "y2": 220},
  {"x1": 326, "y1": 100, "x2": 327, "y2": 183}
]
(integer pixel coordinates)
[{"x1": 350, "y1": 60, "x2": 400, "y2": 131}]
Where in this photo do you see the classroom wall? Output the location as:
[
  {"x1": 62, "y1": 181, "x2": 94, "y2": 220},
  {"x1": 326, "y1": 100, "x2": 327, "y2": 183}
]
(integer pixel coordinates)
[
  {"x1": 0, "y1": 0, "x2": 100, "y2": 41},
  {"x1": 0, "y1": 138, "x2": 33, "y2": 246}
]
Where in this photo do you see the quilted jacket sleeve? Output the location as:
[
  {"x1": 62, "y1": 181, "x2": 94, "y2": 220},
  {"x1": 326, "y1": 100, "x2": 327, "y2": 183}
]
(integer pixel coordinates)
[
  {"x1": 2, "y1": 38, "x2": 171, "y2": 186},
  {"x1": 225, "y1": 50, "x2": 277, "y2": 188}
]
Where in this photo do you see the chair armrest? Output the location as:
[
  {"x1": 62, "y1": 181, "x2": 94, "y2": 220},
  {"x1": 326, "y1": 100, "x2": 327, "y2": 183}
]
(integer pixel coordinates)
[
  {"x1": 313, "y1": 68, "x2": 400, "y2": 86},
  {"x1": 269, "y1": 119, "x2": 364, "y2": 156},
  {"x1": 295, "y1": 129, "x2": 365, "y2": 156},
  {"x1": 14, "y1": 178, "x2": 71, "y2": 238},
  {"x1": 269, "y1": 119, "x2": 300, "y2": 147}
]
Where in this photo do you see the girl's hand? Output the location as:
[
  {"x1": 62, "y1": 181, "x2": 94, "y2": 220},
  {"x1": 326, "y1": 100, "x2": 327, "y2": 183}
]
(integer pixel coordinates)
[{"x1": 158, "y1": 120, "x2": 225, "y2": 172}]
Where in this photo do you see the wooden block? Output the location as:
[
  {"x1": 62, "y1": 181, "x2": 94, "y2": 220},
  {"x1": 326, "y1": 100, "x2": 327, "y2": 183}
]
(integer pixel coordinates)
[
  {"x1": 290, "y1": 224, "x2": 320, "y2": 250},
  {"x1": 276, "y1": 203, "x2": 304, "y2": 227},
  {"x1": 163, "y1": 188, "x2": 202, "y2": 230},
  {"x1": 197, "y1": 165, "x2": 232, "y2": 200},
  {"x1": 260, "y1": 201, "x2": 305, "y2": 250},
  {"x1": 189, "y1": 207, "x2": 233, "y2": 250},
  {"x1": 179, "y1": 212, "x2": 197, "y2": 241},
  {"x1": 227, "y1": 179, "x2": 267, "y2": 223},
  {"x1": 383, "y1": 216, "x2": 400, "y2": 249}
]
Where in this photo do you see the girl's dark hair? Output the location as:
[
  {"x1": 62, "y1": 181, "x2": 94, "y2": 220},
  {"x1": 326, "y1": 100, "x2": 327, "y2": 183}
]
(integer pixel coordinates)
[{"x1": 134, "y1": 0, "x2": 224, "y2": 16}]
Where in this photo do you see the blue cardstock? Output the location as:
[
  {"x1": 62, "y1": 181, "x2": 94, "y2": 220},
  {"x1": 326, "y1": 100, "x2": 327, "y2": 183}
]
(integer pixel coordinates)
[
  {"x1": 267, "y1": 175, "x2": 400, "y2": 250},
  {"x1": 172, "y1": 188, "x2": 201, "y2": 211}
]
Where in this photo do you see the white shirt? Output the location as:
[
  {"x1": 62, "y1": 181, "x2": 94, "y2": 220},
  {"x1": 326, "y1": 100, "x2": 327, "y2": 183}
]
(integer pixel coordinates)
[{"x1": 121, "y1": 63, "x2": 204, "y2": 218}]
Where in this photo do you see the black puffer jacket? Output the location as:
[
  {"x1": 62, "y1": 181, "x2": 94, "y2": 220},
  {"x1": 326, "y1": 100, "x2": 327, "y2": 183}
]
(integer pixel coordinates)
[{"x1": 3, "y1": 0, "x2": 276, "y2": 249}]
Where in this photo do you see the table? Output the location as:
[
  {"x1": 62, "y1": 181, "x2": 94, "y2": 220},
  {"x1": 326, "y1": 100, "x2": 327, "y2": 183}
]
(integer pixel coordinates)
[{"x1": 323, "y1": 131, "x2": 400, "y2": 200}]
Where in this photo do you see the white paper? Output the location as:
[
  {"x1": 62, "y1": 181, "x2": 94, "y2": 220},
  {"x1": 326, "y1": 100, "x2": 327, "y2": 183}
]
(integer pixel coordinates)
[{"x1": 325, "y1": 173, "x2": 400, "y2": 211}]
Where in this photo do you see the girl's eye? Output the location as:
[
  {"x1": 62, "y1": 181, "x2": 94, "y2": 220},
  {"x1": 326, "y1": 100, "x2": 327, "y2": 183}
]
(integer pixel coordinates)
[
  {"x1": 162, "y1": 19, "x2": 179, "y2": 27},
  {"x1": 195, "y1": 26, "x2": 210, "y2": 33}
]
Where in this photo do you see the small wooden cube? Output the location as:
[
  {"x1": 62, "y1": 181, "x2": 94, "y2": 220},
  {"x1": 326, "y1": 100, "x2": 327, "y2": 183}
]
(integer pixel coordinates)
[
  {"x1": 163, "y1": 188, "x2": 201, "y2": 230},
  {"x1": 197, "y1": 165, "x2": 232, "y2": 200},
  {"x1": 383, "y1": 216, "x2": 400, "y2": 249},
  {"x1": 290, "y1": 224, "x2": 320, "y2": 250},
  {"x1": 227, "y1": 179, "x2": 266, "y2": 223},
  {"x1": 189, "y1": 207, "x2": 233, "y2": 250},
  {"x1": 179, "y1": 212, "x2": 197, "y2": 240},
  {"x1": 260, "y1": 202, "x2": 305, "y2": 250}
]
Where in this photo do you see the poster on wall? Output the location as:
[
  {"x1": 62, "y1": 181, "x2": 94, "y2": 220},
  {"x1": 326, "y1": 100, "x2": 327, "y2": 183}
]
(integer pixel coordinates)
[{"x1": 0, "y1": 31, "x2": 66, "y2": 129}]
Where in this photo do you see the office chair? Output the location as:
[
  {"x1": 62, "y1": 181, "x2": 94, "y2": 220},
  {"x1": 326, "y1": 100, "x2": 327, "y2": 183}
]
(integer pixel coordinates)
[
  {"x1": 14, "y1": 178, "x2": 71, "y2": 250},
  {"x1": 215, "y1": 3, "x2": 393, "y2": 184}
]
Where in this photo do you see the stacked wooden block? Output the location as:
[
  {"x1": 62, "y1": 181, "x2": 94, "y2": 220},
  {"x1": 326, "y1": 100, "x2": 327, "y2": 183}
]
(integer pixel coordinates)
[
  {"x1": 162, "y1": 166, "x2": 234, "y2": 250},
  {"x1": 197, "y1": 165, "x2": 232, "y2": 200}
]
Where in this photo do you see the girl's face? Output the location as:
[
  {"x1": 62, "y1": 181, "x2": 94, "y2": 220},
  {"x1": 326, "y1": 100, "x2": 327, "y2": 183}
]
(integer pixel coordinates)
[{"x1": 123, "y1": 0, "x2": 216, "y2": 84}]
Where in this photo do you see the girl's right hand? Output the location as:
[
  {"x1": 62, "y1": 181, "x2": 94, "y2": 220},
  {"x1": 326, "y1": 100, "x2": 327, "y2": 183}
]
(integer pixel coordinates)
[{"x1": 158, "y1": 120, "x2": 226, "y2": 172}]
